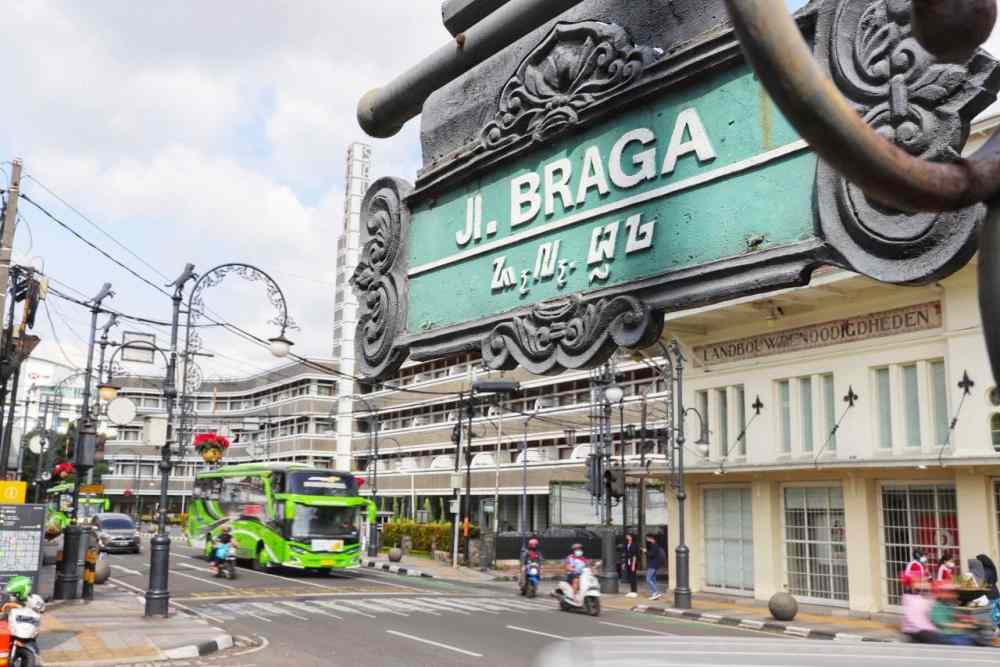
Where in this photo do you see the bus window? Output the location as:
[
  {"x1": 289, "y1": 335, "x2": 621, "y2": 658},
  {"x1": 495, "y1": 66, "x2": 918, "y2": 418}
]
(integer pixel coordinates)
[
  {"x1": 286, "y1": 472, "x2": 356, "y2": 497},
  {"x1": 290, "y1": 505, "x2": 358, "y2": 540}
]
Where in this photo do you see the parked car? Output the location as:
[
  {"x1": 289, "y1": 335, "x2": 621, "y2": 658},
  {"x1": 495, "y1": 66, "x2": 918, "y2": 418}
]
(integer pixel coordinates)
[{"x1": 93, "y1": 513, "x2": 141, "y2": 554}]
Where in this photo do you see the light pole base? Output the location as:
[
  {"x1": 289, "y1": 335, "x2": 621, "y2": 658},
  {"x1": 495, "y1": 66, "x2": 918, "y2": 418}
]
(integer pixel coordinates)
[
  {"x1": 144, "y1": 532, "x2": 171, "y2": 617},
  {"x1": 53, "y1": 524, "x2": 83, "y2": 600},
  {"x1": 674, "y1": 544, "x2": 692, "y2": 609},
  {"x1": 597, "y1": 527, "x2": 620, "y2": 595},
  {"x1": 367, "y1": 524, "x2": 379, "y2": 558}
]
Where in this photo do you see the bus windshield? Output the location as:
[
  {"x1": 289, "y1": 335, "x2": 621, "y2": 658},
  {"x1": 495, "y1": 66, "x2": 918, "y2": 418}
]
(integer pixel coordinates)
[
  {"x1": 286, "y1": 472, "x2": 356, "y2": 497},
  {"x1": 290, "y1": 505, "x2": 359, "y2": 540}
]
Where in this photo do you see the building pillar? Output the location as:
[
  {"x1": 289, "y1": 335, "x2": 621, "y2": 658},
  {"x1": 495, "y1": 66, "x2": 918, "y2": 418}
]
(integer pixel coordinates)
[
  {"x1": 751, "y1": 479, "x2": 782, "y2": 603},
  {"x1": 955, "y1": 470, "x2": 995, "y2": 566},
  {"x1": 843, "y1": 475, "x2": 882, "y2": 613}
]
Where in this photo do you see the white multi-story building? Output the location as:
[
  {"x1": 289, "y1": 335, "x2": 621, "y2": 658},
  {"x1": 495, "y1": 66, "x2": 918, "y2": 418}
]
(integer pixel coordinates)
[
  {"x1": 332, "y1": 142, "x2": 372, "y2": 471},
  {"x1": 101, "y1": 358, "x2": 339, "y2": 514}
]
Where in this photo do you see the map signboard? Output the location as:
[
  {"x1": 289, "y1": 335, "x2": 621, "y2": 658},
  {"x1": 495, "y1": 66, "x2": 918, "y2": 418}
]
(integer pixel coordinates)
[{"x1": 0, "y1": 503, "x2": 45, "y2": 591}]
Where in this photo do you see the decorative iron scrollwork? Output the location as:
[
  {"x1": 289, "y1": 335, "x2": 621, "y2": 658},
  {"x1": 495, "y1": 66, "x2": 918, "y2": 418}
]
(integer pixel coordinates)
[
  {"x1": 351, "y1": 177, "x2": 412, "y2": 380},
  {"x1": 482, "y1": 295, "x2": 662, "y2": 375},
  {"x1": 816, "y1": 0, "x2": 1000, "y2": 283},
  {"x1": 481, "y1": 21, "x2": 661, "y2": 151}
]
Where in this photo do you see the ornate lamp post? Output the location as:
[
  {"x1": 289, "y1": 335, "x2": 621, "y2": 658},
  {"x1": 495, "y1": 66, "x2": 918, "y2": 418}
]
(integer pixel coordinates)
[
  {"x1": 341, "y1": 393, "x2": 379, "y2": 556},
  {"x1": 146, "y1": 262, "x2": 294, "y2": 618}
]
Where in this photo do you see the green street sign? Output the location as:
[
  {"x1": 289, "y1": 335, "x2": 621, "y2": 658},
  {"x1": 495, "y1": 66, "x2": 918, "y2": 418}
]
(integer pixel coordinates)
[
  {"x1": 406, "y1": 67, "x2": 814, "y2": 333},
  {"x1": 352, "y1": 7, "x2": 994, "y2": 379}
]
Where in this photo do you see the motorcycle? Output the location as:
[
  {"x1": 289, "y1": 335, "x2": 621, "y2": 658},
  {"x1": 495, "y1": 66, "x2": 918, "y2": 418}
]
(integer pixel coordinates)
[
  {"x1": 0, "y1": 593, "x2": 45, "y2": 667},
  {"x1": 552, "y1": 567, "x2": 601, "y2": 616},
  {"x1": 520, "y1": 558, "x2": 541, "y2": 598},
  {"x1": 211, "y1": 541, "x2": 237, "y2": 580}
]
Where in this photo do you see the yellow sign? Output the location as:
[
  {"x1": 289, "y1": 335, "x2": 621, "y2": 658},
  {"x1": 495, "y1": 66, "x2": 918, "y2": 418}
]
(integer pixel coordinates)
[
  {"x1": 80, "y1": 484, "x2": 104, "y2": 495},
  {"x1": 0, "y1": 481, "x2": 27, "y2": 504}
]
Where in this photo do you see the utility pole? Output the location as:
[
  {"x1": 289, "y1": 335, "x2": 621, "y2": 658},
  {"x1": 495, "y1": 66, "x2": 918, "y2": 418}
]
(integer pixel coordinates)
[{"x1": 0, "y1": 159, "x2": 22, "y2": 340}]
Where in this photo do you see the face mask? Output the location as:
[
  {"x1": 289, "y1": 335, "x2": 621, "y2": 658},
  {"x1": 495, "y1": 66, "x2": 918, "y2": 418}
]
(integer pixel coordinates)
[
  {"x1": 574, "y1": 550, "x2": 583, "y2": 557},
  {"x1": 920, "y1": 557, "x2": 927, "y2": 564}
]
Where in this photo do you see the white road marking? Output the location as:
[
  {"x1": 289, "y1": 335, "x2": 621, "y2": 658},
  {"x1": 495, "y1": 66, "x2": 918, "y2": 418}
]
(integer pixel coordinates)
[
  {"x1": 378, "y1": 598, "x2": 437, "y2": 615},
  {"x1": 311, "y1": 600, "x2": 376, "y2": 619},
  {"x1": 169, "y1": 569, "x2": 237, "y2": 589},
  {"x1": 385, "y1": 630, "x2": 483, "y2": 658},
  {"x1": 597, "y1": 621, "x2": 674, "y2": 635},
  {"x1": 282, "y1": 601, "x2": 342, "y2": 620},
  {"x1": 109, "y1": 565, "x2": 144, "y2": 577},
  {"x1": 243, "y1": 611, "x2": 273, "y2": 623},
  {"x1": 505, "y1": 625, "x2": 568, "y2": 641},
  {"x1": 408, "y1": 598, "x2": 469, "y2": 614},
  {"x1": 251, "y1": 602, "x2": 310, "y2": 621},
  {"x1": 338, "y1": 599, "x2": 409, "y2": 616},
  {"x1": 421, "y1": 597, "x2": 493, "y2": 613},
  {"x1": 388, "y1": 598, "x2": 442, "y2": 615}
]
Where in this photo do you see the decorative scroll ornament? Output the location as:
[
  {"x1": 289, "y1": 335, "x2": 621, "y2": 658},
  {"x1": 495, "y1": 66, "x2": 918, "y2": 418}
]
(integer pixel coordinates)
[
  {"x1": 816, "y1": 0, "x2": 1000, "y2": 283},
  {"x1": 481, "y1": 21, "x2": 661, "y2": 151},
  {"x1": 482, "y1": 295, "x2": 662, "y2": 375},
  {"x1": 351, "y1": 177, "x2": 412, "y2": 379}
]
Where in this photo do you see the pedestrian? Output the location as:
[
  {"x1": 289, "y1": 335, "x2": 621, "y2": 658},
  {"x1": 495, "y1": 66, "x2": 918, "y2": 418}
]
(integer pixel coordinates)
[
  {"x1": 622, "y1": 533, "x2": 639, "y2": 599},
  {"x1": 643, "y1": 534, "x2": 665, "y2": 601},
  {"x1": 976, "y1": 554, "x2": 1000, "y2": 637},
  {"x1": 904, "y1": 549, "x2": 929, "y2": 585},
  {"x1": 900, "y1": 576, "x2": 943, "y2": 644},
  {"x1": 936, "y1": 553, "x2": 956, "y2": 582}
]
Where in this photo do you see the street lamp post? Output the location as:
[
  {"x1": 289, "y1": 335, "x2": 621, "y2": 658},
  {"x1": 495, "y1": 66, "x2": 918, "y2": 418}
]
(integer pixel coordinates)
[
  {"x1": 519, "y1": 396, "x2": 549, "y2": 556},
  {"x1": 343, "y1": 393, "x2": 379, "y2": 556},
  {"x1": 53, "y1": 282, "x2": 113, "y2": 601}
]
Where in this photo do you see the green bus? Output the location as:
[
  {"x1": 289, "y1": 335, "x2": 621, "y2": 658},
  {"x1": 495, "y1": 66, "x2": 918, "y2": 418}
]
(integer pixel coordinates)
[
  {"x1": 45, "y1": 482, "x2": 111, "y2": 535},
  {"x1": 186, "y1": 462, "x2": 375, "y2": 572}
]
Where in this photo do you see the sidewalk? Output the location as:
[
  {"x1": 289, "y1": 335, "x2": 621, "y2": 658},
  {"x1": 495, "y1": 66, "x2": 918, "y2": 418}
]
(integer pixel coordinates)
[
  {"x1": 600, "y1": 593, "x2": 901, "y2": 642},
  {"x1": 41, "y1": 590, "x2": 234, "y2": 665}
]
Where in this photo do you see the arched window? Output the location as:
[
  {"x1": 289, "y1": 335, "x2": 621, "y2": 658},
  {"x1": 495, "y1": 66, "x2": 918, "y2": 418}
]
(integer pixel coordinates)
[{"x1": 991, "y1": 413, "x2": 1000, "y2": 452}]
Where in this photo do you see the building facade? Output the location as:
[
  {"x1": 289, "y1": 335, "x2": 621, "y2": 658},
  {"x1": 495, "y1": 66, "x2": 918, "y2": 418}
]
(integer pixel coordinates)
[
  {"x1": 345, "y1": 114, "x2": 1000, "y2": 613},
  {"x1": 332, "y1": 142, "x2": 372, "y2": 471},
  {"x1": 101, "y1": 359, "x2": 338, "y2": 514}
]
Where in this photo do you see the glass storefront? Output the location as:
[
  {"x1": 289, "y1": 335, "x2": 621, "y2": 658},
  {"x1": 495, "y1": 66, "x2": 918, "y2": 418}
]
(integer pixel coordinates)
[
  {"x1": 880, "y1": 484, "x2": 958, "y2": 606},
  {"x1": 782, "y1": 486, "x2": 849, "y2": 603},
  {"x1": 703, "y1": 487, "x2": 754, "y2": 592}
]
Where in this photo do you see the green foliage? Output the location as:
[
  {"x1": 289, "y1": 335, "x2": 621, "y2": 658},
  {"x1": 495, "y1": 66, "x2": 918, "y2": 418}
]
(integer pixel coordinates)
[
  {"x1": 423, "y1": 497, "x2": 432, "y2": 518},
  {"x1": 382, "y1": 520, "x2": 465, "y2": 552}
]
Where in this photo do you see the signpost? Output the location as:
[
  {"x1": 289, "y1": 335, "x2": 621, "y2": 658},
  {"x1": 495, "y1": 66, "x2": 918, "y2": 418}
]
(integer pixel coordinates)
[
  {"x1": 351, "y1": 0, "x2": 998, "y2": 381},
  {"x1": 0, "y1": 503, "x2": 45, "y2": 591}
]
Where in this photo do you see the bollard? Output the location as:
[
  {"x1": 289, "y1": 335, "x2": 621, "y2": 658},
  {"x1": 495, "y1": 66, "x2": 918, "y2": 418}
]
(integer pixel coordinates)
[
  {"x1": 94, "y1": 553, "x2": 111, "y2": 584},
  {"x1": 82, "y1": 542, "x2": 98, "y2": 600}
]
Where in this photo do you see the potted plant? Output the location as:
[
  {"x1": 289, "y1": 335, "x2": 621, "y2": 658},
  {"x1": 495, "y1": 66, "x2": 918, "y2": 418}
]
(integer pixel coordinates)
[{"x1": 193, "y1": 433, "x2": 230, "y2": 464}]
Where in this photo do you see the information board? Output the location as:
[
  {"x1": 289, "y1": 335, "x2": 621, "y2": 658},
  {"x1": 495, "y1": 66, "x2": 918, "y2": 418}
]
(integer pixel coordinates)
[{"x1": 0, "y1": 504, "x2": 46, "y2": 591}]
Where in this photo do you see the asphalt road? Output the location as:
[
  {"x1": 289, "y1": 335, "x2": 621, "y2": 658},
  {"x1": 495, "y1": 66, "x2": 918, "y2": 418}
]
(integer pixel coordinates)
[{"x1": 103, "y1": 541, "x2": 785, "y2": 667}]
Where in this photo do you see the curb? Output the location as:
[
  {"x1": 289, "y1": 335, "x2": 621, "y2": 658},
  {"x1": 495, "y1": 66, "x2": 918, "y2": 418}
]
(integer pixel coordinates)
[
  {"x1": 633, "y1": 605, "x2": 897, "y2": 643},
  {"x1": 363, "y1": 559, "x2": 435, "y2": 578},
  {"x1": 163, "y1": 633, "x2": 235, "y2": 659}
]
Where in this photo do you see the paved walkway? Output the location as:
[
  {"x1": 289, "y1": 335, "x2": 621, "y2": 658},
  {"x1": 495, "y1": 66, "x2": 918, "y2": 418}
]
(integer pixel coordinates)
[{"x1": 39, "y1": 587, "x2": 232, "y2": 665}]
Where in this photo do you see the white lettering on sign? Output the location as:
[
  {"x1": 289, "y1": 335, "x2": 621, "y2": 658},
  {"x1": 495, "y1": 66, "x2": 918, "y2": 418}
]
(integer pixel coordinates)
[
  {"x1": 455, "y1": 193, "x2": 498, "y2": 247},
  {"x1": 511, "y1": 173, "x2": 542, "y2": 228},
  {"x1": 661, "y1": 108, "x2": 716, "y2": 175},
  {"x1": 609, "y1": 128, "x2": 657, "y2": 189},
  {"x1": 489, "y1": 213, "x2": 653, "y2": 295}
]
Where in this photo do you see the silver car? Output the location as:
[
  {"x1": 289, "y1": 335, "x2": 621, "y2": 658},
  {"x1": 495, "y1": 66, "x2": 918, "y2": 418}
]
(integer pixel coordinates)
[{"x1": 93, "y1": 513, "x2": 141, "y2": 554}]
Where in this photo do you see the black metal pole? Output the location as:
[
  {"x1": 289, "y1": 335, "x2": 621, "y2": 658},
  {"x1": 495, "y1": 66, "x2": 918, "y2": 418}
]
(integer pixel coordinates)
[
  {"x1": 0, "y1": 275, "x2": 20, "y2": 475},
  {"x1": 603, "y1": 396, "x2": 612, "y2": 526},
  {"x1": 520, "y1": 422, "x2": 528, "y2": 554},
  {"x1": 54, "y1": 289, "x2": 106, "y2": 600},
  {"x1": 638, "y1": 396, "x2": 647, "y2": 569},
  {"x1": 619, "y1": 398, "x2": 626, "y2": 535},
  {"x1": 671, "y1": 340, "x2": 691, "y2": 609},
  {"x1": 2, "y1": 363, "x2": 22, "y2": 476},
  {"x1": 463, "y1": 396, "x2": 473, "y2": 565},
  {"x1": 146, "y1": 264, "x2": 193, "y2": 617}
]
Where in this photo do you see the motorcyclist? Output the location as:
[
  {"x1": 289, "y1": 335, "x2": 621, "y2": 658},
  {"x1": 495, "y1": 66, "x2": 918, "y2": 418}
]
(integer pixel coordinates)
[
  {"x1": 523, "y1": 537, "x2": 543, "y2": 564},
  {"x1": 564, "y1": 543, "x2": 589, "y2": 598},
  {"x1": 210, "y1": 526, "x2": 235, "y2": 571},
  {"x1": 1, "y1": 576, "x2": 31, "y2": 612}
]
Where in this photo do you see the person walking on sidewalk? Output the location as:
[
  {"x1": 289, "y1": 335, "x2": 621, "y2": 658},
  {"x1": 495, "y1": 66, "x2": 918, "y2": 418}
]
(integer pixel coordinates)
[
  {"x1": 644, "y1": 534, "x2": 665, "y2": 601},
  {"x1": 623, "y1": 533, "x2": 639, "y2": 599}
]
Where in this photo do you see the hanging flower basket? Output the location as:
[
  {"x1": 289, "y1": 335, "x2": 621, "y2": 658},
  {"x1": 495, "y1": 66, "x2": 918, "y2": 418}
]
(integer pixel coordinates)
[
  {"x1": 53, "y1": 462, "x2": 76, "y2": 480},
  {"x1": 193, "y1": 433, "x2": 230, "y2": 463}
]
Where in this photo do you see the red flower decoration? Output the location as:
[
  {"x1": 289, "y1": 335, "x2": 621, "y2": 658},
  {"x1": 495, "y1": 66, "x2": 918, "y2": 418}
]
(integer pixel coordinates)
[
  {"x1": 53, "y1": 462, "x2": 76, "y2": 479},
  {"x1": 193, "y1": 433, "x2": 230, "y2": 451}
]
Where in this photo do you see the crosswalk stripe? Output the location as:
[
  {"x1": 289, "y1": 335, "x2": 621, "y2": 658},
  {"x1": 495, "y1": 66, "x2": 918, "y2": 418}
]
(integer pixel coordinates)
[
  {"x1": 378, "y1": 598, "x2": 439, "y2": 615},
  {"x1": 407, "y1": 598, "x2": 469, "y2": 614},
  {"x1": 251, "y1": 602, "x2": 310, "y2": 621},
  {"x1": 310, "y1": 600, "x2": 376, "y2": 619},
  {"x1": 452, "y1": 598, "x2": 520, "y2": 613},
  {"x1": 393, "y1": 598, "x2": 445, "y2": 615},
  {"x1": 337, "y1": 599, "x2": 409, "y2": 616},
  {"x1": 283, "y1": 601, "x2": 342, "y2": 620},
  {"x1": 419, "y1": 597, "x2": 496, "y2": 613}
]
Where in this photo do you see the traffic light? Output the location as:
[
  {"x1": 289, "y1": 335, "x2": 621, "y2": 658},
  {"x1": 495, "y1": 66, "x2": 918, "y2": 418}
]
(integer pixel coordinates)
[
  {"x1": 450, "y1": 423, "x2": 462, "y2": 445},
  {"x1": 606, "y1": 467, "x2": 626, "y2": 498},
  {"x1": 584, "y1": 454, "x2": 602, "y2": 497}
]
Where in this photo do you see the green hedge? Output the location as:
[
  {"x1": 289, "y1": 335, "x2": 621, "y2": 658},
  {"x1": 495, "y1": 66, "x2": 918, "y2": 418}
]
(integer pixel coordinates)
[{"x1": 382, "y1": 520, "x2": 482, "y2": 552}]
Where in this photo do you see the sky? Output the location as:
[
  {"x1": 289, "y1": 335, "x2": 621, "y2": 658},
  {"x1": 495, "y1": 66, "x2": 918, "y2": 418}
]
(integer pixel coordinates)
[{"x1": 0, "y1": 0, "x2": 996, "y2": 382}]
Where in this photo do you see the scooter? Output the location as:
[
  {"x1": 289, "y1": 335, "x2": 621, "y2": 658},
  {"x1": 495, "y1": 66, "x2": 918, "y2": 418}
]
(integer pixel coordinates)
[
  {"x1": 0, "y1": 593, "x2": 45, "y2": 667},
  {"x1": 552, "y1": 567, "x2": 601, "y2": 616},
  {"x1": 520, "y1": 557, "x2": 541, "y2": 598},
  {"x1": 211, "y1": 542, "x2": 238, "y2": 580}
]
